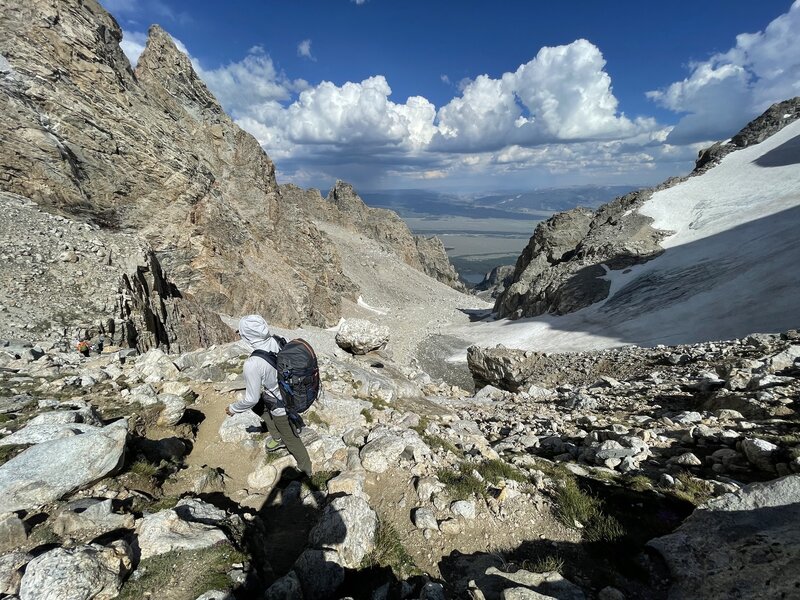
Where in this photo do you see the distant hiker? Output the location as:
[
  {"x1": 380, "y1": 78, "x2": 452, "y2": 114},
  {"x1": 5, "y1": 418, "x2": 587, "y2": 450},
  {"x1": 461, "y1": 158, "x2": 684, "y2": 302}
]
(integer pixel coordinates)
[
  {"x1": 76, "y1": 339, "x2": 90, "y2": 357},
  {"x1": 225, "y1": 314, "x2": 313, "y2": 478}
]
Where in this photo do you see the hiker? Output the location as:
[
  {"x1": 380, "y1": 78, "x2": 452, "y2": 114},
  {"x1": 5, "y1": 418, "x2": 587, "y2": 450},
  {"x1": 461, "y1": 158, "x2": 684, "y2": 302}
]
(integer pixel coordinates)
[{"x1": 225, "y1": 314, "x2": 313, "y2": 478}]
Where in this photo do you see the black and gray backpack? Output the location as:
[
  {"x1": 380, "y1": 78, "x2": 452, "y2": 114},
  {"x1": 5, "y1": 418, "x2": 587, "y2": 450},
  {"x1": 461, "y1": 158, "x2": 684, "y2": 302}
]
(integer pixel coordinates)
[{"x1": 251, "y1": 336, "x2": 320, "y2": 415}]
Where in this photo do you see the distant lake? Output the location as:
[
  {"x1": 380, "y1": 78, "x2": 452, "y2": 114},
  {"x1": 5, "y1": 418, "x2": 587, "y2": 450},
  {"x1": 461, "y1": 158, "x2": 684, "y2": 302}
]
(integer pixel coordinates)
[{"x1": 403, "y1": 216, "x2": 541, "y2": 284}]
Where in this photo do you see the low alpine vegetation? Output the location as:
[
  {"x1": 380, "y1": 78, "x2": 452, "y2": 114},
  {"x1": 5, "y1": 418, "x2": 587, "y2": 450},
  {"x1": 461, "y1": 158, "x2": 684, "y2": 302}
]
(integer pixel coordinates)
[{"x1": 361, "y1": 519, "x2": 418, "y2": 578}]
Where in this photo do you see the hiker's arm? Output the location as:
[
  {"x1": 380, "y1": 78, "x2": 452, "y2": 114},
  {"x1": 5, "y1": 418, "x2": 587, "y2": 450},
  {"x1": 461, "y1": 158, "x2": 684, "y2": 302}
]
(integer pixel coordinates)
[{"x1": 227, "y1": 359, "x2": 261, "y2": 413}]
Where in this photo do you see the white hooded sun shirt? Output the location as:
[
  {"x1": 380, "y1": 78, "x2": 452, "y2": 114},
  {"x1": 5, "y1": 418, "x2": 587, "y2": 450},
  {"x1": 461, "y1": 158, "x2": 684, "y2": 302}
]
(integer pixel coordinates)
[{"x1": 228, "y1": 314, "x2": 285, "y2": 416}]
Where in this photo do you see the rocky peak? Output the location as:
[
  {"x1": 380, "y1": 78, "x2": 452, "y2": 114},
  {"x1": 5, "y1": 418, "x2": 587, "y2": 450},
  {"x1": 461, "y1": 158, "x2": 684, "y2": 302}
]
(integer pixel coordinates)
[
  {"x1": 135, "y1": 25, "x2": 222, "y2": 122},
  {"x1": 327, "y1": 180, "x2": 370, "y2": 218},
  {"x1": 495, "y1": 98, "x2": 800, "y2": 322},
  {"x1": 321, "y1": 180, "x2": 465, "y2": 291}
]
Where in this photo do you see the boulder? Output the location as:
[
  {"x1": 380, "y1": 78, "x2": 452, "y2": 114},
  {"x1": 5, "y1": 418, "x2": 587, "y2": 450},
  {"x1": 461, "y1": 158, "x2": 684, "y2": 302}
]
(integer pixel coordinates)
[
  {"x1": 173, "y1": 498, "x2": 228, "y2": 526},
  {"x1": 474, "y1": 567, "x2": 585, "y2": 600},
  {"x1": 265, "y1": 570, "x2": 303, "y2": 600},
  {"x1": 247, "y1": 465, "x2": 278, "y2": 490},
  {"x1": 52, "y1": 499, "x2": 135, "y2": 538},
  {"x1": 0, "y1": 422, "x2": 101, "y2": 446},
  {"x1": 0, "y1": 420, "x2": 127, "y2": 513},
  {"x1": 134, "y1": 348, "x2": 181, "y2": 383},
  {"x1": 359, "y1": 434, "x2": 406, "y2": 473},
  {"x1": 335, "y1": 319, "x2": 389, "y2": 355},
  {"x1": 451, "y1": 500, "x2": 477, "y2": 520},
  {"x1": 412, "y1": 507, "x2": 438, "y2": 531},
  {"x1": 0, "y1": 551, "x2": 30, "y2": 596},
  {"x1": 648, "y1": 475, "x2": 800, "y2": 599},
  {"x1": 293, "y1": 548, "x2": 344, "y2": 599},
  {"x1": 218, "y1": 411, "x2": 263, "y2": 443},
  {"x1": 741, "y1": 438, "x2": 778, "y2": 471},
  {"x1": 0, "y1": 513, "x2": 27, "y2": 552},
  {"x1": 135, "y1": 509, "x2": 228, "y2": 560},
  {"x1": 156, "y1": 393, "x2": 186, "y2": 426},
  {"x1": 18, "y1": 542, "x2": 132, "y2": 600},
  {"x1": 308, "y1": 495, "x2": 377, "y2": 568}
]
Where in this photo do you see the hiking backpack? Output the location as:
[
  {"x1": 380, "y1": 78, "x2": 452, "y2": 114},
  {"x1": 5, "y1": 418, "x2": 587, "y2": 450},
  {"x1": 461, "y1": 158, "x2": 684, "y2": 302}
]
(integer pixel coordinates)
[{"x1": 251, "y1": 336, "x2": 320, "y2": 415}]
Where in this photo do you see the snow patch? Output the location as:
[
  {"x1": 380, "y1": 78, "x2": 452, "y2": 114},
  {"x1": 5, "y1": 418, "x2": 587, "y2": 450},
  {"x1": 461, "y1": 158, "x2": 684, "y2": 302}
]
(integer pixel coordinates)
[
  {"x1": 449, "y1": 119, "x2": 800, "y2": 357},
  {"x1": 325, "y1": 317, "x2": 346, "y2": 332},
  {"x1": 357, "y1": 296, "x2": 388, "y2": 315},
  {"x1": 0, "y1": 54, "x2": 14, "y2": 75}
]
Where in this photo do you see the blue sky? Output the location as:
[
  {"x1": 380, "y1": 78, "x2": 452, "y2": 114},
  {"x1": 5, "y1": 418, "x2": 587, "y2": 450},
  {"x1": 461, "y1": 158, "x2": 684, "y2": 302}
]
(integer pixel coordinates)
[{"x1": 103, "y1": 0, "x2": 800, "y2": 193}]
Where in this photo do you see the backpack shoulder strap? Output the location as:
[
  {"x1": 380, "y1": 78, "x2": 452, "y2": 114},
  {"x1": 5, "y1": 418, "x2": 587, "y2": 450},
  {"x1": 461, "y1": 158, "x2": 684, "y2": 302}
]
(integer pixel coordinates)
[{"x1": 250, "y1": 349, "x2": 278, "y2": 370}]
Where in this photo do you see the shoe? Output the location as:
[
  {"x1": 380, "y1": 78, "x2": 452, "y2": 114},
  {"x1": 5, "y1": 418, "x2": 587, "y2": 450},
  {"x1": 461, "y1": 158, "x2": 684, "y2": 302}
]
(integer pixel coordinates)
[{"x1": 264, "y1": 437, "x2": 285, "y2": 452}]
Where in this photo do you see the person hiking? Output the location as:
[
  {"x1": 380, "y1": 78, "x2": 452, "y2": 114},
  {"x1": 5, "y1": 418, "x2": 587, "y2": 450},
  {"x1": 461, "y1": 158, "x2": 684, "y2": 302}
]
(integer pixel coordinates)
[{"x1": 225, "y1": 314, "x2": 313, "y2": 478}]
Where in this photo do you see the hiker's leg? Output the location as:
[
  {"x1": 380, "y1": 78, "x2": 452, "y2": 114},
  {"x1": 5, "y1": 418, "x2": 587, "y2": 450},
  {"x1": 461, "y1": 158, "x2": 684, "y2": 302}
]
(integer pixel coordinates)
[
  {"x1": 260, "y1": 393, "x2": 282, "y2": 441},
  {"x1": 273, "y1": 410, "x2": 312, "y2": 477},
  {"x1": 262, "y1": 409, "x2": 282, "y2": 441}
]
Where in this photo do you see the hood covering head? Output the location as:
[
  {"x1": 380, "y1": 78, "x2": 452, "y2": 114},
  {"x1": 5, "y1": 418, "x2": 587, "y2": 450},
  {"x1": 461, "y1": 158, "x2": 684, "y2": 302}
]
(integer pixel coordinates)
[{"x1": 238, "y1": 315, "x2": 271, "y2": 350}]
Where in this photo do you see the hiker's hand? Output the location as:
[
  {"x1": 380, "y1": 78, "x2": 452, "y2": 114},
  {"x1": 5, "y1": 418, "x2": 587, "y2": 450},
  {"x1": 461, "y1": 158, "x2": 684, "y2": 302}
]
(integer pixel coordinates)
[{"x1": 225, "y1": 406, "x2": 233, "y2": 417}]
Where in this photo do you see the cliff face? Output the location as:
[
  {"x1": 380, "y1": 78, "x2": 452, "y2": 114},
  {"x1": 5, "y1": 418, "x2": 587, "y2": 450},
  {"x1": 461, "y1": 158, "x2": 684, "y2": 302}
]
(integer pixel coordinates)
[
  {"x1": 0, "y1": 0, "x2": 353, "y2": 332},
  {"x1": 282, "y1": 181, "x2": 466, "y2": 292},
  {"x1": 495, "y1": 98, "x2": 800, "y2": 320}
]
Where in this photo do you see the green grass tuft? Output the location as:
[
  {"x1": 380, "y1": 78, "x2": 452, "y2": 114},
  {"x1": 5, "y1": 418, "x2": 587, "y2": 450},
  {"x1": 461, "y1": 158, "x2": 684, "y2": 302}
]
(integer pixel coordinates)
[
  {"x1": 671, "y1": 472, "x2": 714, "y2": 506},
  {"x1": 553, "y1": 477, "x2": 625, "y2": 542},
  {"x1": 423, "y1": 433, "x2": 463, "y2": 458},
  {"x1": 475, "y1": 459, "x2": 528, "y2": 485},
  {"x1": 118, "y1": 544, "x2": 247, "y2": 599},
  {"x1": 627, "y1": 474, "x2": 652, "y2": 492},
  {"x1": 436, "y1": 462, "x2": 486, "y2": 500},
  {"x1": 554, "y1": 477, "x2": 597, "y2": 528},
  {"x1": 522, "y1": 554, "x2": 564, "y2": 574},
  {"x1": 130, "y1": 459, "x2": 159, "y2": 478},
  {"x1": 584, "y1": 512, "x2": 625, "y2": 542},
  {"x1": 361, "y1": 519, "x2": 419, "y2": 578}
]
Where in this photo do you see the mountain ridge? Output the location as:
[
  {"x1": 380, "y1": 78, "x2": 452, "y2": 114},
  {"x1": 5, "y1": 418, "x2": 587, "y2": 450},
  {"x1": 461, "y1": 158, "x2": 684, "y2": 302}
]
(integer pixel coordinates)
[{"x1": 0, "y1": 0, "x2": 463, "y2": 349}]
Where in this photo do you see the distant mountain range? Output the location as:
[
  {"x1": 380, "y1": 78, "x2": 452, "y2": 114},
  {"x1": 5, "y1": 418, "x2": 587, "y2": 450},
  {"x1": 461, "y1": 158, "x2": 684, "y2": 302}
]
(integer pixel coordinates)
[{"x1": 360, "y1": 185, "x2": 638, "y2": 220}]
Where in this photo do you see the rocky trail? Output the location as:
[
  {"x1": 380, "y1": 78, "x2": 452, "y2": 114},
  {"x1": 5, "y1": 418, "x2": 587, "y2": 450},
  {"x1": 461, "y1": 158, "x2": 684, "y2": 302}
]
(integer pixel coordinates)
[{"x1": 0, "y1": 320, "x2": 798, "y2": 599}]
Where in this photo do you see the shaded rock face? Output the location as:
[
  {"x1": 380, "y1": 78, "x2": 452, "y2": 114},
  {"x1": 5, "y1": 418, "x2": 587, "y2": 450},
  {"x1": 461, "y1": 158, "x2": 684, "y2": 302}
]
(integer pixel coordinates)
[
  {"x1": 0, "y1": 0, "x2": 351, "y2": 331},
  {"x1": 474, "y1": 264, "x2": 515, "y2": 298},
  {"x1": 0, "y1": 191, "x2": 232, "y2": 352},
  {"x1": 495, "y1": 198, "x2": 666, "y2": 319},
  {"x1": 648, "y1": 475, "x2": 800, "y2": 599},
  {"x1": 694, "y1": 97, "x2": 800, "y2": 172},
  {"x1": 494, "y1": 98, "x2": 800, "y2": 321},
  {"x1": 318, "y1": 181, "x2": 464, "y2": 291}
]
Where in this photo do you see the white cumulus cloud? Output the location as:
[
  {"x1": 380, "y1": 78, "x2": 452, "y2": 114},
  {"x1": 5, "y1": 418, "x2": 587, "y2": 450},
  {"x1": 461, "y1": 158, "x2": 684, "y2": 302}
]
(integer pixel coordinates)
[
  {"x1": 433, "y1": 39, "x2": 655, "y2": 152},
  {"x1": 648, "y1": 0, "x2": 800, "y2": 144},
  {"x1": 297, "y1": 39, "x2": 315, "y2": 61}
]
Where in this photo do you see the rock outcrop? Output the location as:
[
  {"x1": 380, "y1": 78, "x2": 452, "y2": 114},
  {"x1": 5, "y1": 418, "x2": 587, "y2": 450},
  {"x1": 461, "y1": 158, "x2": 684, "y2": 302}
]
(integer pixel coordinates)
[
  {"x1": 281, "y1": 181, "x2": 465, "y2": 292},
  {"x1": 0, "y1": 0, "x2": 353, "y2": 335},
  {"x1": 649, "y1": 475, "x2": 800, "y2": 599},
  {"x1": 495, "y1": 98, "x2": 800, "y2": 320}
]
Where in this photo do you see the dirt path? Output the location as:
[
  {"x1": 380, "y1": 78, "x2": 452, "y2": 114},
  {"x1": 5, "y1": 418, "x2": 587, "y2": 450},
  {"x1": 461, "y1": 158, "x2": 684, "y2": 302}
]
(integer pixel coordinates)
[{"x1": 185, "y1": 383, "x2": 263, "y2": 495}]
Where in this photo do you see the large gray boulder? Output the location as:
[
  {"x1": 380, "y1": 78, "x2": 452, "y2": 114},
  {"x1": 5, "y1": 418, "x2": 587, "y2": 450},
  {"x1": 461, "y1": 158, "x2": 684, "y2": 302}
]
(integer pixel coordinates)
[
  {"x1": 0, "y1": 422, "x2": 101, "y2": 446},
  {"x1": 335, "y1": 319, "x2": 389, "y2": 355},
  {"x1": 218, "y1": 410, "x2": 263, "y2": 443},
  {"x1": 308, "y1": 495, "x2": 377, "y2": 568},
  {"x1": 293, "y1": 548, "x2": 344, "y2": 599},
  {"x1": 18, "y1": 542, "x2": 132, "y2": 600},
  {"x1": 52, "y1": 499, "x2": 135, "y2": 539},
  {"x1": 135, "y1": 508, "x2": 229, "y2": 560},
  {"x1": 648, "y1": 475, "x2": 800, "y2": 599},
  {"x1": 359, "y1": 433, "x2": 406, "y2": 473},
  {"x1": 0, "y1": 551, "x2": 30, "y2": 596},
  {"x1": 0, "y1": 420, "x2": 127, "y2": 513}
]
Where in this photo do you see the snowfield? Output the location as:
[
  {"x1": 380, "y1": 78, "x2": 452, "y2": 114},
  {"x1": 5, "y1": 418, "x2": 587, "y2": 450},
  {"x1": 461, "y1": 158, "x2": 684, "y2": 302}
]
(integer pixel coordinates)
[{"x1": 448, "y1": 118, "x2": 800, "y2": 357}]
